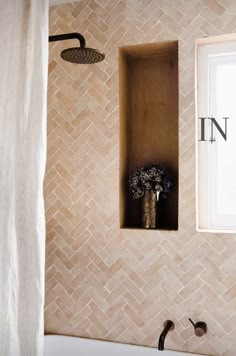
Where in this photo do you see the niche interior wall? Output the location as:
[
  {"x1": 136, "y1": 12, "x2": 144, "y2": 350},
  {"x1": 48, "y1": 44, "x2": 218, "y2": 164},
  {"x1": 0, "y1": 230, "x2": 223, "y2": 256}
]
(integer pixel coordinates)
[{"x1": 45, "y1": 1, "x2": 236, "y2": 355}]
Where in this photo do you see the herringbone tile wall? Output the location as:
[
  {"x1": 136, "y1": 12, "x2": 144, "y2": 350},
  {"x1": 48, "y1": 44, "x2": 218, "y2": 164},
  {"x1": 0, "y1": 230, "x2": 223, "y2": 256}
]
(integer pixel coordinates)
[{"x1": 45, "y1": 1, "x2": 236, "y2": 355}]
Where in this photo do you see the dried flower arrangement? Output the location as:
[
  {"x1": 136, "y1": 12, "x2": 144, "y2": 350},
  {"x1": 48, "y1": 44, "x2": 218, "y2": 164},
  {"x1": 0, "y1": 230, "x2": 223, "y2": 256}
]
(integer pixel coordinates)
[{"x1": 129, "y1": 164, "x2": 173, "y2": 200}]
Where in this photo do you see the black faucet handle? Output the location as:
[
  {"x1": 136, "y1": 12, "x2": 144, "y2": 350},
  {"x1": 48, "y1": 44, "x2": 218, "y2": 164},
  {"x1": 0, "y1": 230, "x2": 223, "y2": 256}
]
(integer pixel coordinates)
[{"x1": 189, "y1": 318, "x2": 207, "y2": 337}]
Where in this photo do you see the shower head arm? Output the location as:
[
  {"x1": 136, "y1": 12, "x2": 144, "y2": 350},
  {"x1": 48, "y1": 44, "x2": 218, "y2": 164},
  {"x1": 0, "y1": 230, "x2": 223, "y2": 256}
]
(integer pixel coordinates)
[{"x1": 48, "y1": 33, "x2": 86, "y2": 48}]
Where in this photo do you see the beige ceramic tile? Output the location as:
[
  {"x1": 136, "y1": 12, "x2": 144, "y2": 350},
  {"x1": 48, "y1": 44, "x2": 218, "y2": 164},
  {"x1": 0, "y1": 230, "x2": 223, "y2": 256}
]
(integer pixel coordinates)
[{"x1": 45, "y1": 1, "x2": 236, "y2": 355}]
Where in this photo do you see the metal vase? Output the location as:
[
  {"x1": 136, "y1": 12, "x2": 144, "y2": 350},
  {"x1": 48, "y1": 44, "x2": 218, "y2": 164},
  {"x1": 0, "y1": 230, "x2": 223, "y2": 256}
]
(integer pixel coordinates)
[{"x1": 141, "y1": 191, "x2": 157, "y2": 229}]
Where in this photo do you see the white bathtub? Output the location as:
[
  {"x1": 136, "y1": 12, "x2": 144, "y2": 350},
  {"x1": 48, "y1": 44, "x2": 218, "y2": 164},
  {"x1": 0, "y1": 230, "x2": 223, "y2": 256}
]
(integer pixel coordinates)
[{"x1": 44, "y1": 335, "x2": 205, "y2": 356}]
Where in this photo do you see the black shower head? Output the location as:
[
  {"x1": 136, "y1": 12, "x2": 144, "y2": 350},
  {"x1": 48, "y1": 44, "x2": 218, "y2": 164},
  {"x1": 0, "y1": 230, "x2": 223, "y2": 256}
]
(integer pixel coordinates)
[
  {"x1": 61, "y1": 47, "x2": 105, "y2": 64},
  {"x1": 48, "y1": 32, "x2": 105, "y2": 64}
]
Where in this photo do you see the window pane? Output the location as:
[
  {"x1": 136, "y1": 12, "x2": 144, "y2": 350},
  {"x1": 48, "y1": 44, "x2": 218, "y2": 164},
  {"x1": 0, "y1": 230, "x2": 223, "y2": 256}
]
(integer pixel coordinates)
[
  {"x1": 209, "y1": 55, "x2": 236, "y2": 227},
  {"x1": 196, "y1": 36, "x2": 236, "y2": 232}
]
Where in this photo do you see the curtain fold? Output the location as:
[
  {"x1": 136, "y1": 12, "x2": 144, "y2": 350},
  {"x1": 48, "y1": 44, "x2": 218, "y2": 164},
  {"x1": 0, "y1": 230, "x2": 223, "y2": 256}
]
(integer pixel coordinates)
[{"x1": 0, "y1": 1, "x2": 48, "y2": 355}]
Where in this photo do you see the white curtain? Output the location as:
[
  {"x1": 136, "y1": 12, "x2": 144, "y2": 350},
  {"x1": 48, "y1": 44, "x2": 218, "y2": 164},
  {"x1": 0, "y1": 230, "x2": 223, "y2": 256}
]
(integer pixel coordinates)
[{"x1": 0, "y1": 1, "x2": 48, "y2": 355}]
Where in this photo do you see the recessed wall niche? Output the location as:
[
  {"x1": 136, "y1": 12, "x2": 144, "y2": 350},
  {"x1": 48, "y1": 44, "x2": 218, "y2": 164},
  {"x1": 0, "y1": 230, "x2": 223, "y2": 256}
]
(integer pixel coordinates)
[{"x1": 119, "y1": 41, "x2": 179, "y2": 230}]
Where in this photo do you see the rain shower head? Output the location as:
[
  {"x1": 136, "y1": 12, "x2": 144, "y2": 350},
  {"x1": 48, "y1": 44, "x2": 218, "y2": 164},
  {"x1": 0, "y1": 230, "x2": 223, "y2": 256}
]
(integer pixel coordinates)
[
  {"x1": 48, "y1": 32, "x2": 105, "y2": 64},
  {"x1": 61, "y1": 47, "x2": 105, "y2": 64}
]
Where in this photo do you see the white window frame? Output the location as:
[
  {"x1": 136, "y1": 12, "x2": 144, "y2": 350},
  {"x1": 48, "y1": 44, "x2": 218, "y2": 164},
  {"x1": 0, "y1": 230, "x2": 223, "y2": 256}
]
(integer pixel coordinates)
[{"x1": 195, "y1": 33, "x2": 236, "y2": 233}]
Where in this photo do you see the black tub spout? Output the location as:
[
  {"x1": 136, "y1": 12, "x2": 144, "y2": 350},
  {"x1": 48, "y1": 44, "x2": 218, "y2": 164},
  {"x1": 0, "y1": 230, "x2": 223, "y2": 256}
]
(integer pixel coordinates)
[{"x1": 158, "y1": 320, "x2": 175, "y2": 351}]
